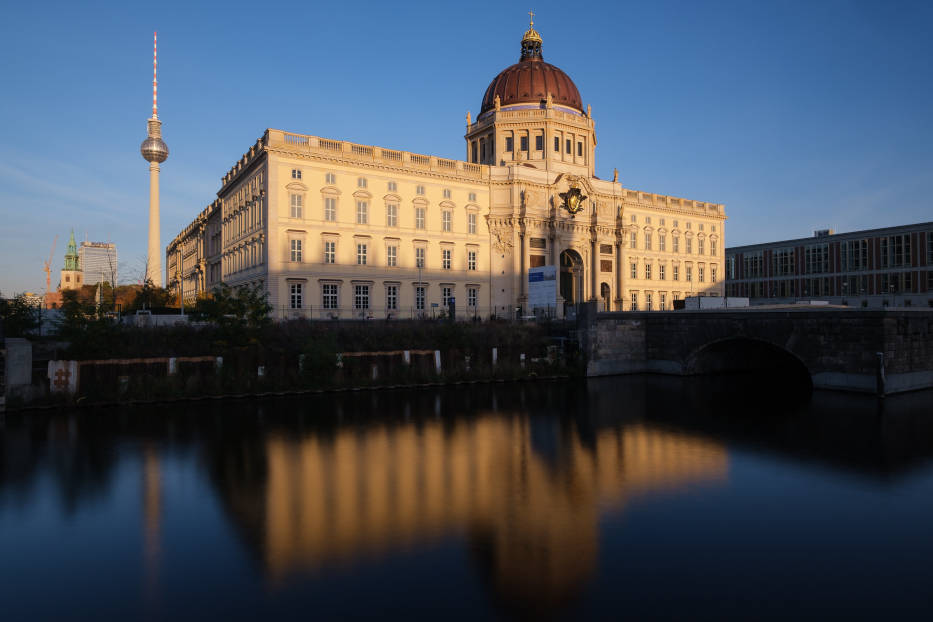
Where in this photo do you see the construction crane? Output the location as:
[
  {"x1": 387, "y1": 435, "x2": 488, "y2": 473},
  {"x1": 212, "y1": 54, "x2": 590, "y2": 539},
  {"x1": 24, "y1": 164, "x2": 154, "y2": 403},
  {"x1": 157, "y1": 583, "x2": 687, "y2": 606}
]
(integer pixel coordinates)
[{"x1": 42, "y1": 235, "x2": 58, "y2": 296}]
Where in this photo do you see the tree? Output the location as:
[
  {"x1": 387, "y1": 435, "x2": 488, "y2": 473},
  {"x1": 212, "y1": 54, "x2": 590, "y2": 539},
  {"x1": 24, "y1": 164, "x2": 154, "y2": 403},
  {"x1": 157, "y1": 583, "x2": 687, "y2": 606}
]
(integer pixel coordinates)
[
  {"x1": 129, "y1": 278, "x2": 173, "y2": 312},
  {"x1": 193, "y1": 283, "x2": 272, "y2": 330},
  {"x1": 0, "y1": 291, "x2": 40, "y2": 337}
]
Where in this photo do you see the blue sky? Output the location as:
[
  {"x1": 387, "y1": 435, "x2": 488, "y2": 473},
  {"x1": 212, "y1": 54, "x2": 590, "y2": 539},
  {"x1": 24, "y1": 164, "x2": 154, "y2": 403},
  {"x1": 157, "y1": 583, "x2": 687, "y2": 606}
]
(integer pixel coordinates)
[{"x1": 1, "y1": 0, "x2": 931, "y2": 294}]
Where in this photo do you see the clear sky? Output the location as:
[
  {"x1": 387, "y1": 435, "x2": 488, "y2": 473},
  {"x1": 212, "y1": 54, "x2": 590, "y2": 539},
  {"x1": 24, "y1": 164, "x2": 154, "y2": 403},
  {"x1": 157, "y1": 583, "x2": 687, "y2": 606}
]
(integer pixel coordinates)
[{"x1": 1, "y1": 0, "x2": 931, "y2": 295}]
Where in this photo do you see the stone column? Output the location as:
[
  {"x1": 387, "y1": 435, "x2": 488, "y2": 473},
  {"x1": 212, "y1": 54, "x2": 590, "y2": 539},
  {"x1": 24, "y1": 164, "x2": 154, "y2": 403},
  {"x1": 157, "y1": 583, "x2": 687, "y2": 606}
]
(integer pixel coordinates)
[
  {"x1": 615, "y1": 239, "x2": 623, "y2": 311},
  {"x1": 519, "y1": 224, "x2": 527, "y2": 302},
  {"x1": 590, "y1": 237, "x2": 598, "y2": 301}
]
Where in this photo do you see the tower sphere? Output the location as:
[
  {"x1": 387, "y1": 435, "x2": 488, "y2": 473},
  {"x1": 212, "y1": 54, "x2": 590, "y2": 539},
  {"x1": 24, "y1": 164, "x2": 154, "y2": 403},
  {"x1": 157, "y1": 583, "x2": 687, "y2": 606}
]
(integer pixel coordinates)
[{"x1": 141, "y1": 136, "x2": 169, "y2": 163}]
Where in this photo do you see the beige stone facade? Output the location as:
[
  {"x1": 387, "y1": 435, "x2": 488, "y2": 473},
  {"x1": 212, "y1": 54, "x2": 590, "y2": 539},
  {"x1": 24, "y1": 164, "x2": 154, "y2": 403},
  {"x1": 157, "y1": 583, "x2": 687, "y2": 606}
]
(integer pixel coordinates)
[{"x1": 167, "y1": 24, "x2": 727, "y2": 317}]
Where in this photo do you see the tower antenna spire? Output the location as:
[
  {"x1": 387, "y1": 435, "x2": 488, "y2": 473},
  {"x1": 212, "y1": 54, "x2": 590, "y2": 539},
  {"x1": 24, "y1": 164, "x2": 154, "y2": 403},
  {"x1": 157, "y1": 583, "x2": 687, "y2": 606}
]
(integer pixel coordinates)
[{"x1": 152, "y1": 31, "x2": 158, "y2": 118}]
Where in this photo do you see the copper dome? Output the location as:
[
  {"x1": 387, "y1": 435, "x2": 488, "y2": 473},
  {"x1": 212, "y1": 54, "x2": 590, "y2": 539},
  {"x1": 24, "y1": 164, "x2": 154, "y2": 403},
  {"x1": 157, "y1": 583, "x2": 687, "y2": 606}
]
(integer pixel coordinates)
[{"x1": 480, "y1": 21, "x2": 582, "y2": 115}]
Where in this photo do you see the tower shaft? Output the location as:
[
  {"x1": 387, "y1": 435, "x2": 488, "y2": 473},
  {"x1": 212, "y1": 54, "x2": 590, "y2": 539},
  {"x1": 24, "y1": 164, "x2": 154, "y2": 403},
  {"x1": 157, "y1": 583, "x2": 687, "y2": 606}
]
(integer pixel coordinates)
[{"x1": 148, "y1": 162, "x2": 162, "y2": 286}]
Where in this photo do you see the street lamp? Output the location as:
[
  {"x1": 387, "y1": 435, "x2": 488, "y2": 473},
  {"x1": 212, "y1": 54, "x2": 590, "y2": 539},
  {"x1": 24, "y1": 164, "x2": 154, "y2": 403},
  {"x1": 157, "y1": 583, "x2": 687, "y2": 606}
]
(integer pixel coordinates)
[{"x1": 842, "y1": 280, "x2": 848, "y2": 306}]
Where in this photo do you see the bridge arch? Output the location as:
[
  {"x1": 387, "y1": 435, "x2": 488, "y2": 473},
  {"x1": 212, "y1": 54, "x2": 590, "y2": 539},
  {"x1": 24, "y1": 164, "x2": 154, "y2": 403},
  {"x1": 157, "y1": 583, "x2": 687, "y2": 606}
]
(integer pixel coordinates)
[{"x1": 685, "y1": 337, "x2": 813, "y2": 393}]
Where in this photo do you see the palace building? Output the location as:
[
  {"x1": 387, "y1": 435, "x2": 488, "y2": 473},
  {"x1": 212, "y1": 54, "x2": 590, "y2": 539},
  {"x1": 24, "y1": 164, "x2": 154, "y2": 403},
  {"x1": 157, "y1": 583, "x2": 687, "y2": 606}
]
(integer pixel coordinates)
[{"x1": 167, "y1": 19, "x2": 727, "y2": 318}]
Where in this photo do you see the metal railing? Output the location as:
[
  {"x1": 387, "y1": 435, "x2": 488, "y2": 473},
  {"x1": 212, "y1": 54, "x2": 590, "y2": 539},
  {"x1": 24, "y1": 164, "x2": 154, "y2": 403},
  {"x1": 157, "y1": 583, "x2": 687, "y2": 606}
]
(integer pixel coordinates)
[{"x1": 277, "y1": 305, "x2": 566, "y2": 322}]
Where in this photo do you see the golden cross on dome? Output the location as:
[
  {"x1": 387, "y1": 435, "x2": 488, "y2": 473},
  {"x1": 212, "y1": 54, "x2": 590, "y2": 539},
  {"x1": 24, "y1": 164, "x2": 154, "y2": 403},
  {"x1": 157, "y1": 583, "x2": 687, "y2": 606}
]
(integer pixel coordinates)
[{"x1": 528, "y1": 10, "x2": 534, "y2": 27}]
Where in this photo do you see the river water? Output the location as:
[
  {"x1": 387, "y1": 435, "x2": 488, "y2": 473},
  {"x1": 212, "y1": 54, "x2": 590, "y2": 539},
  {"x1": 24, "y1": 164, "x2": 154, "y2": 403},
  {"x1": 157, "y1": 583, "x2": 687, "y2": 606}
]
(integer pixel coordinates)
[{"x1": 2, "y1": 376, "x2": 933, "y2": 620}]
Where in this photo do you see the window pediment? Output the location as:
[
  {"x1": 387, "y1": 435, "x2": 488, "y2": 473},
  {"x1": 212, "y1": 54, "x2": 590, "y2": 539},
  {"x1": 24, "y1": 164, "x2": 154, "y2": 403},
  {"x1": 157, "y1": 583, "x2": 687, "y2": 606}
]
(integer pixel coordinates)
[
  {"x1": 412, "y1": 197, "x2": 429, "y2": 207},
  {"x1": 439, "y1": 200, "x2": 456, "y2": 209},
  {"x1": 285, "y1": 182, "x2": 308, "y2": 191},
  {"x1": 320, "y1": 186, "x2": 341, "y2": 196},
  {"x1": 353, "y1": 190, "x2": 372, "y2": 200},
  {"x1": 383, "y1": 193, "x2": 402, "y2": 202}
]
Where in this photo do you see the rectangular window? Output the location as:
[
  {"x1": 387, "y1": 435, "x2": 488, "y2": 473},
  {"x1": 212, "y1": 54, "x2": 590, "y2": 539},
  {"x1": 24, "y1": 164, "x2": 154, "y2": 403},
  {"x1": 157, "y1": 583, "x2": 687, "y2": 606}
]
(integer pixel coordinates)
[
  {"x1": 630, "y1": 231, "x2": 637, "y2": 249},
  {"x1": 928, "y1": 232, "x2": 933, "y2": 264},
  {"x1": 291, "y1": 169, "x2": 301, "y2": 180},
  {"x1": 698, "y1": 239, "x2": 705, "y2": 255},
  {"x1": 290, "y1": 239, "x2": 302, "y2": 262},
  {"x1": 290, "y1": 194, "x2": 302, "y2": 218},
  {"x1": 415, "y1": 207, "x2": 425, "y2": 229},
  {"x1": 442, "y1": 287, "x2": 452, "y2": 307},
  {"x1": 554, "y1": 136, "x2": 560, "y2": 152},
  {"x1": 323, "y1": 240, "x2": 335, "y2": 264},
  {"x1": 646, "y1": 292, "x2": 652, "y2": 310},
  {"x1": 322, "y1": 283, "x2": 338, "y2": 309},
  {"x1": 645, "y1": 233, "x2": 652, "y2": 251},
  {"x1": 356, "y1": 201, "x2": 368, "y2": 224},
  {"x1": 325, "y1": 173, "x2": 336, "y2": 184},
  {"x1": 711, "y1": 266, "x2": 717, "y2": 282},
  {"x1": 324, "y1": 197, "x2": 336, "y2": 221},
  {"x1": 686, "y1": 266, "x2": 693, "y2": 282},
  {"x1": 673, "y1": 265, "x2": 680, "y2": 281},
  {"x1": 645, "y1": 264, "x2": 652, "y2": 280},
  {"x1": 415, "y1": 247, "x2": 425, "y2": 268},
  {"x1": 565, "y1": 138, "x2": 571, "y2": 154},
  {"x1": 415, "y1": 286, "x2": 425, "y2": 310},
  {"x1": 468, "y1": 287, "x2": 478, "y2": 307},
  {"x1": 600, "y1": 260, "x2": 612, "y2": 272},
  {"x1": 686, "y1": 238, "x2": 693, "y2": 254},
  {"x1": 710, "y1": 240, "x2": 717, "y2": 256},
  {"x1": 631, "y1": 292, "x2": 638, "y2": 311},
  {"x1": 442, "y1": 248, "x2": 451, "y2": 270},
  {"x1": 357, "y1": 243, "x2": 367, "y2": 265},
  {"x1": 630, "y1": 263, "x2": 637, "y2": 279},
  {"x1": 386, "y1": 203, "x2": 398, "y2": 227},
  {"x1": 468, "y1": 212, "x2": 477, "y2": 234},
  {"x1": 577, "y1": 142, "x2": 583, "y2": 156},
  {"x1": 659, "y1": 265, "x2": 666, "y2": 280},
  {"x1": 354, "y1": 285, "x2": 370, "y2": 310},
  {"x1": 660, "y1": 293, "x2": 667, "y2": 310},
  {"x1": 469, "y1": 192, "x2": 477, "y2": 202},
  {"x1": 289, "y1": 283, "x2": 302, "y2": 309},
  {"x1": 442, "y1": 210, "x2": 452, "y2": 232},
  {"x1": 416, "y1": 185, "x2": 425, "y2": 195},
  {"x1": 659, "y1": 235, "x2": 666, "y2": 252},
  {"x1": 388, "y1": 181, "x2": 397, "y2": 192},
  {"x1": 386, "y1": 285, "x2": 398, "y2": 310},
  {"x1": 468, "y1": 250, "x2": 477, "y2": 271},
  {"x1": 520, "y1": 135, "x2": 528, "y2": 152},
  {"x1": 443, "y1": 188, "x2": 452, "y2": 199},
  {"x1": 673, "y1": 236, "x2": 680, "y2": 253},
  {"x1": 535, "y1": 134, "x2": 543, "y2": 151},
  {"x1": 357, "y1": 177, "x2": 367, "y2": 188},
  {"x1": 699, "y1": 266, "x2": 705, "y2": 282},
  {"x1": 386, "y1": 245, "x2": 397, "y2": 267},
  {"x1": 506, "y1": 136, "x2": 514, "y2": 152}
]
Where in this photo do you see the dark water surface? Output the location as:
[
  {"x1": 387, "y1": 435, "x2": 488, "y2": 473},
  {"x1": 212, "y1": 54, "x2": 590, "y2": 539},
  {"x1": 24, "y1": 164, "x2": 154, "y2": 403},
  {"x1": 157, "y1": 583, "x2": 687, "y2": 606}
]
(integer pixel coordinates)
[{"x1": 2, "y1": 376, "x2": 933, "y2": 620}]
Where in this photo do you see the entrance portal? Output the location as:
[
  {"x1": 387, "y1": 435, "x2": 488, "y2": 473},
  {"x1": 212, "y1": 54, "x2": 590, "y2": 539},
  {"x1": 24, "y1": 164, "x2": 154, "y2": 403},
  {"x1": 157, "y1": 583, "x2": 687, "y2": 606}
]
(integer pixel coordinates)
[{"x1": 559, "y1": 249, "x2": 584, "y2": 307}]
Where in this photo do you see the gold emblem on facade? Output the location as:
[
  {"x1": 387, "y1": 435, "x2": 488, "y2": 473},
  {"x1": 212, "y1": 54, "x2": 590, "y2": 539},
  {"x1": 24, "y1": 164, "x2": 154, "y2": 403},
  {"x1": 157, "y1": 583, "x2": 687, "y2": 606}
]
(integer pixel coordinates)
[{"x1": 560, "y1": 181, "x2": 587, "y2": 216}]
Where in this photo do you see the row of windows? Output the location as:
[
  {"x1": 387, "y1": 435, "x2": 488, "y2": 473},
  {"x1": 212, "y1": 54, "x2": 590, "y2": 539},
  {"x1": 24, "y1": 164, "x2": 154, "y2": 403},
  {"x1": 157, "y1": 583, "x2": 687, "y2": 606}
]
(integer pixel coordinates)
[
  {"x1": 289, "y1": 283, "x2": 479, "y2": 310},
  {"x1": 629, "y1": 262, "x2": 717, "y2": 283},
  {"x1": 628, "y1": 216, "x2": 716, "y2": 233},
  {"x1": 291, "y1": 169, "x2": 477, "y2": 202},
  {"x1": 289, "y1": 240, "x2": 478, "y2": 271},
  {"x1": 289, "y1": 194, "x2": 479, "y2": 233},
  {"x1": 470, "y1": 133, "x2": 586, "y2": 163},
  {"x1": 728, "y1": 271, "x2": 930, "y2": 297},
  {"x1": 629, "y1": 231, "x2": 717, "y2": 255}
]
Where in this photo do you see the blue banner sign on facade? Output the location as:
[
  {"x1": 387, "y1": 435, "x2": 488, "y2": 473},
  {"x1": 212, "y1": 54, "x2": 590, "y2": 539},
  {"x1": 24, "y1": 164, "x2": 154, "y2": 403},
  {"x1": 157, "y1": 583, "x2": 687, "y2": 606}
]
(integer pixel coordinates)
[{"x1": 528, "y1": 265, "x2": 557, "y2": 310}]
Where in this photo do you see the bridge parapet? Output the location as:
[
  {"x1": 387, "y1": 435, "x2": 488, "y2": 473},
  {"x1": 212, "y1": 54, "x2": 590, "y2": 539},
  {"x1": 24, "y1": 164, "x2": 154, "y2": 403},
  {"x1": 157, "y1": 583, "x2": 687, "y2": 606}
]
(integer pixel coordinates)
[{"x1": 581, "y1": 307, "x2": 933, "y2": 395}]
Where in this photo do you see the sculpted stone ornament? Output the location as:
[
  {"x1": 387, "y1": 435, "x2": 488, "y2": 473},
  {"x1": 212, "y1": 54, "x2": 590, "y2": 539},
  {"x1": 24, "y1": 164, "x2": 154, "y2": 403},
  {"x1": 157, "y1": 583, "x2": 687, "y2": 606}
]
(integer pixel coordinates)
[
  {"x1": 494, "y1": 94, "x2": 501, "y2": 111},
  {"x1": 559, "y1": 179, "x2": 587, "y2": 217},
  {"x1": 491, "y1": 227, "x2": 514, "y2": 254}
]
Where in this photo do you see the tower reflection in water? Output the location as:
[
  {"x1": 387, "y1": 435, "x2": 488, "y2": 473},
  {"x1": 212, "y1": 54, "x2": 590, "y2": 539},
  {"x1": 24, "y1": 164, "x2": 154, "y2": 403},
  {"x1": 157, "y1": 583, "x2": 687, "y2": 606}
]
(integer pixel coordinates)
[{"x1": 218, "y1": 406, "x2": 727, "y2": 609}]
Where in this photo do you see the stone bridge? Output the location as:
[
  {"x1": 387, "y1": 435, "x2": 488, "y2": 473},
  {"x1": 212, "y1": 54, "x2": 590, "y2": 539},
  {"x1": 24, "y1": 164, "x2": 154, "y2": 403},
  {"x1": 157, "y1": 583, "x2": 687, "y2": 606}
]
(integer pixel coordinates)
[{"x1": 579, "y1": 305, "x2": 933, "y2": 395}]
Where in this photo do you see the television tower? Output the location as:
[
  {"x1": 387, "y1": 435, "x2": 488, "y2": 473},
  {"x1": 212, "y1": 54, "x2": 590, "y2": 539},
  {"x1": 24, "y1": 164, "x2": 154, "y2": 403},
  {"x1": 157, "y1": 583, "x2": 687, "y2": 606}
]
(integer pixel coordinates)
[{"x1": 140, "y1": 31, "x2": 169, "y2": 286}]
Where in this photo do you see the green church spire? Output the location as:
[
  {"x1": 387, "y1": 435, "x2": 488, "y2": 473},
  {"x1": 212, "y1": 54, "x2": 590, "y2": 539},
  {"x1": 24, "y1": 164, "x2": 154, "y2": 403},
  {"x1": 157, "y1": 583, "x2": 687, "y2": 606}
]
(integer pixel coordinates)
[{"x1": 64, "y1": 229, "x2": 80, "y2": 271}]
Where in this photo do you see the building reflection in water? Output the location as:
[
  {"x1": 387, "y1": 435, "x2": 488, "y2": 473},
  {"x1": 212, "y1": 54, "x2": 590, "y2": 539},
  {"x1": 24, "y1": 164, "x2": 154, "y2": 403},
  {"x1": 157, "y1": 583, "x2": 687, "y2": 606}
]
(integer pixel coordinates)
[
  {"x1": 252, "y1": 413, "x2": 726, "y2": 608},
  {"x1": 142, "y1": 445, "x2": 161, "y2": 600}
]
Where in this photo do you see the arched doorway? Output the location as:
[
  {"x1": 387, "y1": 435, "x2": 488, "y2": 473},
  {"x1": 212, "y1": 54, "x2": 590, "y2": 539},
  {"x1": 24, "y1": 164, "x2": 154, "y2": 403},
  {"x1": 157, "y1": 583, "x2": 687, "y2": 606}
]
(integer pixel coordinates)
[
  {"x1": 600, "y1": 283, "x2": 611, "y2": 311},
  {"x1": 559, "y1": 249, "x2": 584, "y2": 308}
]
